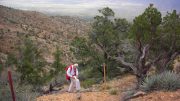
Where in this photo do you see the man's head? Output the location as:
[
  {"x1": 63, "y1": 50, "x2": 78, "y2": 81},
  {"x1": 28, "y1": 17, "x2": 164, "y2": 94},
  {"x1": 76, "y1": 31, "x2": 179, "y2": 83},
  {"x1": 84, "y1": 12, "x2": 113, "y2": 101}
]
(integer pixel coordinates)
[{"x1": 73, "y1": 63, "x2": 78, "y2": 67}]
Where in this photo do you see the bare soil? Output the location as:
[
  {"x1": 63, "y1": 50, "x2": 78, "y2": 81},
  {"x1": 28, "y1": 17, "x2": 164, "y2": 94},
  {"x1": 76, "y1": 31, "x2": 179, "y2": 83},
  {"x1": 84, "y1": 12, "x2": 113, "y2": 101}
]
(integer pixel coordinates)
[{"x1": 36, "y1": 75, "x2": 180, "y2": 101}]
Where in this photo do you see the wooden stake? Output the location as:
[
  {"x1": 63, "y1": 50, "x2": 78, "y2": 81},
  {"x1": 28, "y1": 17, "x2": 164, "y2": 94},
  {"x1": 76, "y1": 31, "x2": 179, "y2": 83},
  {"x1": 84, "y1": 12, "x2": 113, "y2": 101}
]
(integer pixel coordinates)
[
  {"x1": 8, "y1": 70, "x2": 16, "y2": 101},
  {"x1": 103, "y1": 63, "x2": 106, "y2": 83}
]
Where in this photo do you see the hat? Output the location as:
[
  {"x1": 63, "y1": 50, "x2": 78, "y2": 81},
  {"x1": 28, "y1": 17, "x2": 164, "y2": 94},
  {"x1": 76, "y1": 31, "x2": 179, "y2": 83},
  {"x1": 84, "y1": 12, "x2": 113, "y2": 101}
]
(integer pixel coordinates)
[{"x1": 74, "y1": 63, "x2": 78, "y2": 67}]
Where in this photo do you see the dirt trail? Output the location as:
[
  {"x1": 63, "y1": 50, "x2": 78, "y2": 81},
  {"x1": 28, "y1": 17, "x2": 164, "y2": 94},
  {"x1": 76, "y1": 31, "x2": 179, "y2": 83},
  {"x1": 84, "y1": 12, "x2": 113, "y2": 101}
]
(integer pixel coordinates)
[
  {"x1": 130, "y1": 90, "x2": 180, "y2": 101},
  {"x1": 37, "y1": 92, "x2": 119, "y2": 101},
  {"x1": 36, "y1": 75, "x2": 180, "y2": 101}
]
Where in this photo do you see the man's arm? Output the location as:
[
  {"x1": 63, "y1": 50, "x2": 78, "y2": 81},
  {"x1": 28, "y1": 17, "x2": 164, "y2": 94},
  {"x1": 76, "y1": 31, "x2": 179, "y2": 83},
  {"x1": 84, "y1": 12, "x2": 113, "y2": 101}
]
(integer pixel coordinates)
[
  {"x1": 76, "y1": 68, "x2": 78, "y2": 76},
  {"x1": 75, "y1": 68, "x2": 78, "y2": 79}
]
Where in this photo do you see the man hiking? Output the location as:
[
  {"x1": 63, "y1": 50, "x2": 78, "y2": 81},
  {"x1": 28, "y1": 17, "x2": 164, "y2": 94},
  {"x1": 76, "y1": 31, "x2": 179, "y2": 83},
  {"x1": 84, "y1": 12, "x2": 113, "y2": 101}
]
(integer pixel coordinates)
[{"x1": 66, "y1": 63, "x2": 81, "y2": 93}]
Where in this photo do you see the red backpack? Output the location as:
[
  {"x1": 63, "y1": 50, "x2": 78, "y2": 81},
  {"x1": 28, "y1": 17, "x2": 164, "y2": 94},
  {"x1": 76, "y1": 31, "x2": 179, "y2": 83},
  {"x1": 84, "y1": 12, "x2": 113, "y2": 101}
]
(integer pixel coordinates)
[{"x1": 65, "y1": 65, "x2": 76, "y2": 81}]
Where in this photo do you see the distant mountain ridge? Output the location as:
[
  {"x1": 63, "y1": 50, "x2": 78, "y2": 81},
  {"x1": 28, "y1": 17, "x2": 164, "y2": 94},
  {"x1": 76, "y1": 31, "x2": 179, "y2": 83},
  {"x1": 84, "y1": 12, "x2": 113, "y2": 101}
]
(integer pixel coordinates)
[{"x1": 0, "y1": 5, "x2": 91, "y2": 64}]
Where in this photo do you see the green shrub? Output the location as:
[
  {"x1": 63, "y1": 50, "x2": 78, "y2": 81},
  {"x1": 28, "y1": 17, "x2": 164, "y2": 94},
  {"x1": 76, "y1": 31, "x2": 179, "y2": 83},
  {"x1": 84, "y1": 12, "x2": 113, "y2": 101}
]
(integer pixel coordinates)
[
  {"x1": 109, "y1": 88, "x2": 118, "y2": 95},
  {"x1": 81, "y1": 79, "x2": 96, "y2": 88},
  {"x1": 16, "y1": 85, "x2": 39, "y2": 101},
  {"x1": 0, "y1": 64, "x2": 2, "y2": 74},
  {"x1": 0, "y1": 85, "x2": 11, "y2": 101},
  {"x1": 0, "y1": 84, "x2": 39, "y2": 101},
  {"x1": 141, "y1": 71, "x2": 180, "y2": 91}
]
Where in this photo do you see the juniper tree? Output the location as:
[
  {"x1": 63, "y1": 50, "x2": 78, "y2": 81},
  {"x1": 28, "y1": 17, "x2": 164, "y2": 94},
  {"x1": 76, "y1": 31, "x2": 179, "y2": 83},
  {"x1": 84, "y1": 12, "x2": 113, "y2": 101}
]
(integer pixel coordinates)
[
  {"x1": 51, "y1": 46, "x2": 64, "y2": 84},
  {"x1": 16, "y1": 38, "x2": 47, "y2": 87},
  {"x1": 155, "y1": 10, "x2": 180, "y2": 72},
  {"x1": 71, "y1": 7, "x2": 131, "y2": 78}
]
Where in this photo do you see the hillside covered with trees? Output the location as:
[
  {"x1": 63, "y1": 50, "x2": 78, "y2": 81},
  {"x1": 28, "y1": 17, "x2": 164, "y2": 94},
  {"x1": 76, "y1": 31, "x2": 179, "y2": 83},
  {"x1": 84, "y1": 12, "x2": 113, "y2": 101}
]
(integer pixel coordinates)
[{"x1": 0, "y1": 3, "x2": 180, "y2": 101}]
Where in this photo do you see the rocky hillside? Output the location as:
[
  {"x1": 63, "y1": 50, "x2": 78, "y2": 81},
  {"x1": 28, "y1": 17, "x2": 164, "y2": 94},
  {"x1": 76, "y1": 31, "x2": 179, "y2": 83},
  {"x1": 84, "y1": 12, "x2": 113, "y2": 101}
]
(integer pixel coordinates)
[{"x1": 0, "y1": 5, "x2": 90, "y2": 64}]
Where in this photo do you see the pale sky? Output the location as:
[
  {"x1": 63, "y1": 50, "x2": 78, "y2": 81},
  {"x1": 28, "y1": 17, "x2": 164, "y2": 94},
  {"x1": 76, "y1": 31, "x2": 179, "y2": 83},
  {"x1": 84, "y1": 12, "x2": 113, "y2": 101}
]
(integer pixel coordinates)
[{"x1": 0, "y1": 0, "x2": 179, "y2": 20}]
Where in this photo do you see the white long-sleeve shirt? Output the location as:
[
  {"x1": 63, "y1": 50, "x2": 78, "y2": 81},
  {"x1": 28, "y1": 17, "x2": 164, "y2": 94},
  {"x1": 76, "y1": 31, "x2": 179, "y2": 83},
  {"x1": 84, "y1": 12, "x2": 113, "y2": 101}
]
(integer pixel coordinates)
[{"x1": 67, "y1": 65, "x2": 78, "y2": 78}]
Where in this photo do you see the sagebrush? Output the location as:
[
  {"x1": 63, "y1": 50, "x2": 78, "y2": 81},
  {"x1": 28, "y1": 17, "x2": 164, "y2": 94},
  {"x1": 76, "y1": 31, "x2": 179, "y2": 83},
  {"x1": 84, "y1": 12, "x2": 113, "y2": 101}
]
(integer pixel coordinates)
[{"x1": 141, "y1": 71, "x2": 180, "y2": 91}]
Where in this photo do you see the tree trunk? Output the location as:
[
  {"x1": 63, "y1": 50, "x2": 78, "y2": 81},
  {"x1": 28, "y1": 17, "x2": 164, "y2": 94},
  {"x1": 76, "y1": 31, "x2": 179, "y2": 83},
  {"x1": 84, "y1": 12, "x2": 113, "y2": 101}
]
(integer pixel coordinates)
[
  {"x1": 135, "y1": 64, "x2": 150, "y2": 88},
  {"x1": 49, "y1": 83, "x2": 53, "y2": 92},
  {"x1": 156, "y1": 52, "x2": 179, "y2": 73},
  {"x1": 106, "y1": 43, "x2": 152, "y2": 89},
  {"x1": 156, "y1": 58, "x2": 170, "y2": 73},
  {"x1": 136, "y1": 74, "x2": 146, "y2": 89}
]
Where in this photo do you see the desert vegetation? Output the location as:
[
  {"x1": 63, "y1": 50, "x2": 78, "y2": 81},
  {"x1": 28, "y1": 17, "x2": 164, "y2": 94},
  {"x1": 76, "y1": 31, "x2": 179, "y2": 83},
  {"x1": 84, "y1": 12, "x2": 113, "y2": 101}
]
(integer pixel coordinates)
[{"x1": 0, "y1": 3, "x2": 180, "y2": 101}]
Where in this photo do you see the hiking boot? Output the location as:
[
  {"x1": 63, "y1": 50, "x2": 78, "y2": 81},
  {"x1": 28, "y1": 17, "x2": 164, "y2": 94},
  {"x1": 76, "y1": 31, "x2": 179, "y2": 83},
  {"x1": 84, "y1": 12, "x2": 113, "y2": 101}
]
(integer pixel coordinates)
[{"x1": 66, "y1": 90, "x2": 72, "y2": 93}]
